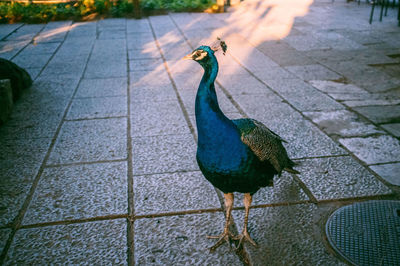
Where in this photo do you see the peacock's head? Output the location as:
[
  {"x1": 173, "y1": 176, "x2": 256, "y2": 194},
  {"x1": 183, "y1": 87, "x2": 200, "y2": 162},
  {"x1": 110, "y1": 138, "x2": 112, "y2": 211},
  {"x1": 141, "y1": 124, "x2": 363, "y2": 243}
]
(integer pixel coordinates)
[{"x1": 182, "y1": 38, "x2": 227, "y2": 67}]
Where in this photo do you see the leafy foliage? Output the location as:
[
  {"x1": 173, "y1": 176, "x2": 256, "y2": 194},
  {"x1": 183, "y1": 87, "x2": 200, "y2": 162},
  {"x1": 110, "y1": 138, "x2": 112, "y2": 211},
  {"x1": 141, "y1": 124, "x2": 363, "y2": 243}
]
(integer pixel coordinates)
[
  {"x1": 142, "y1": 0, "x2": 214, "y2": 12},
  {"x1": 0, "y1": 0, "x2": 215, "y2": 23}
]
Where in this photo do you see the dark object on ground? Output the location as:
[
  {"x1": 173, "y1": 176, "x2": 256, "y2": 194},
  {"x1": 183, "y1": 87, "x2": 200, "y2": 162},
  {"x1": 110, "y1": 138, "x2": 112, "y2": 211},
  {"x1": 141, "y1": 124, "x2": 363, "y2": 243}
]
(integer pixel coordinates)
[
  {"x1": 0, "y1": 58, "x2": 32, "y2": 102},
  {"x1": 183, "y1": 43, "x2": 299, "y2": 251},
  {"x1": 326, "y1": 200, "x2": 400, "y2": 265},
  {"x1": 0, "y1": 79, "x2": 13, "y2": 125}
]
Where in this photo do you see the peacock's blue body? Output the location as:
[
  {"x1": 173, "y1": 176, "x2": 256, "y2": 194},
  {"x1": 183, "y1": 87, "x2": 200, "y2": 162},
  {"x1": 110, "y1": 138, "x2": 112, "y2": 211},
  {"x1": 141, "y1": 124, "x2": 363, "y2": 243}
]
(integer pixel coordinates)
[
  {"x1": 194, "y1": 46, "x2": 277, "y2": 195},
  {"x1": 184, "y1": 44, "x2": 298, "y2": 251}
]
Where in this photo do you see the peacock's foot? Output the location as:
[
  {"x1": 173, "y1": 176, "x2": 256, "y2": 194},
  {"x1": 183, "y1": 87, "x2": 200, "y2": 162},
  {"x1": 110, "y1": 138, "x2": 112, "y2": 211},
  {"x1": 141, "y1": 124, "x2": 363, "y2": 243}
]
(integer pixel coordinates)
[
  {"x1": 234, "y1": 231, "x2": 258, "y2": 249},
  {"x1": 207, "y1": 230, "x2": 236, "y2": 252}
]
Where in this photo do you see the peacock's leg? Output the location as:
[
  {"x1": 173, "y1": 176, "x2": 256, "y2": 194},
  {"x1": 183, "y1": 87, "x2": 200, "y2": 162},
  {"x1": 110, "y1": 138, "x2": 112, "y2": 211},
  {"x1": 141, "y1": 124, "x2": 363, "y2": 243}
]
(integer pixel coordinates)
[
  {"x1": 235, "y1": 193, "x2": 258, "y2": 249},
  {"x1": 207, "y1": 192, "x2": 235, "y2": 252}
]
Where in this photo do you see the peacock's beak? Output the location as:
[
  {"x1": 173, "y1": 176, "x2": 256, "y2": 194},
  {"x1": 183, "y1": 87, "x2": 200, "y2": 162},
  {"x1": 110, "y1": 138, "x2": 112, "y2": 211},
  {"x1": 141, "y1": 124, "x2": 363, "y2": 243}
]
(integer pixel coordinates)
[{"x1": 182, "y1": 53, "x2": 193, "y2": 60}]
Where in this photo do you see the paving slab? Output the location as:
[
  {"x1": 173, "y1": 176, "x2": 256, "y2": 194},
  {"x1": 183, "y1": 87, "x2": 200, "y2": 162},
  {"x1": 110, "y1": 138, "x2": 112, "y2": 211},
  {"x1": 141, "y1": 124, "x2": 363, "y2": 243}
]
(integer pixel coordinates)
[
  {"x1": 374, "y1": 62, "x2": 400, "y2": 78},
  {"x1": 296, "y1": 156, "x2": 392, "y2": 201},
  {"x1": 67, "y1": 22, "x2": 97, "y2": 38},
  {"x1": 168, "y1": 59, "x2": 198, "y2": 75},
  {"x1": 127, "y1": 38, "x2": 158, "y2": 51},
  {"x1": 0, "y1": 137, "x2": 51, "y2": 226},
  {"x1": 23, "y1": 162, "x2": 127, "y2": 225},
  {"x1": 11, "y1": 53, "x2": 52, "y2": 69},
  {"x1": 48, "y1": 118, "x2": 127, "y2": 165},
  {"x1": 128, "y1": 48, "x2": 161, "y2": 60},
  {"x1": 264, "y1": 78, "x2": 345, "y2": 111},
  {"x1": 310, "y1": 30, "x2": 363, "y2": 51},
  {"x1": 231, "y1": 50, "x2": 279, "y2": 72},
  {"x1": 0, "y1": 40, "x2": 30, "y2": 60},
  {"x1": 339, "y1": 135, "x2": 400, "y2": 165},
  {"x1": 57, "y1": 37, "x2": 95, "y2": 56},
  {"x1": 132, "y1": 134, "x2": 198, "y2": 175},
  {"x1": 44, "y1": 21, "x2": 73, "y2": 29},
  {"x1": 173, "y1": 71, "x2": 203, "y2": 91},
  {"x1": 0, "y1": 229, "x2": 11, "y2": 253},
  {"x1": 130, "y1": 84, "x2": 177, "y2": 102},
  {"x1": 0, "y1": 110, "x2": 61, "y2": 140},
  {"x1": 381, "y1": 123, "x2": 400, "y2": 137},
  {"x1": 85, "y1": 56, "x2": 127, "y2": 79},
  {"x1": 309, "y1": 80, "x2": 367, "y2": 94},
  {"x1": 98, "y1": 29, "x2": 126, "y2": 40},
  {"x1": 29, "y1": 74, "x2": 80, "y2": 99},
  {"x1": 34, "y1": 24, "x2": 70, "y2": 43},
  {"x1": 41, "y1": 55, "x2": 88, "y2": 76},
  {"x1": 92, "y1": 39, "x2": 127, "y2": 56},
  {"x1": 304, "y1": 109, "x2": 384, "y2": 137},
  {"x1": 6, "y1": 219, "x2": 127, "y2": 265},
  {"x1": 76, "y1": 77, "x2": 127, "y2": 98},
  {"x1": 98, "y1": 18, "x2": 126, "y2": 28},
  {"x1": 67, "y1": 96, "x2": 127, "y2": 120},
  {"x1": 126, "y1": 19, "x2": 152, "y2": 33},
  {"x1": 129, "y1": 70, "x2": 171, "y2": 86},
  {"x1": 162, "y1": 43, "x2": 193, "y2": 60},
  {"x1": 131, "y1": 100, "x2": 190, "y2": 137},
  {"x1": 18, "y1": 42, "x2": 61, "y2": 56},
  {"x1": 305, "y1": 49, "x2": 359, "y2": 64},
  {"x1": 5, "y1": 24, "x2": 44, "y2": 41},
  {"x1": 217, "y1": 75, "x2": 271, "y2": 95},
  {"x1": 343, "y1": 98, "x2": 400, "y2": 107},
  {"x1": 0, "y1": 163, "x2": 40, "y2": 227},
  {"x1": 259, "y1": 46, "x2": 317, "y2": 66},
  {"x1": 370, "y1": 163, "x2": 400, "y2": 186},
  {"x1": 285, "y1": 64, "x2": 342, "y2": 81},
  {"x1": 134, "y1": 171, "x2": 220, "y2": 215},
  {"x1": 0, "y1": 83, "x2": 70, "y2": 139},
  {"x1": 134, "y1": 213, "x2": 242, "y2": 265},
  {"x1": 0, "y1": 24, "x2": 22, "y2": 40},
  {"x1": 327, "y1": 92, "x2": 376, "y2": 101},
  {"x1": 283, "y1": 34, "x2": 331, "y2": 51},
  {"x1": 25, "y1": 67, "x2": 42, "y2": 80},
  {"x1": 353, "y1": 105, "x2": 400, "y2": 124},
  {"x1": 252, "y1": 67, "x2": 296, "y2": 80},
  {"x1": 232, "y1": 204, "x2": 345, "y2": 265},
  {"x1": 129, "y1": 58, "x2": 164, "y2": 72},
  {"x1": 217, "y1": 64, "x2": 252, "y2": 77}
]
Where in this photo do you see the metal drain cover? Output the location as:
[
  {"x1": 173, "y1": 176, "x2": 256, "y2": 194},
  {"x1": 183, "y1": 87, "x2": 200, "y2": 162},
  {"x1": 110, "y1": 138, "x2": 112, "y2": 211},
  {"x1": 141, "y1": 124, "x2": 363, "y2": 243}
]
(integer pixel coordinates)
[{"x1": 326, "y1": 200, "x2": 400, "y2": 266}]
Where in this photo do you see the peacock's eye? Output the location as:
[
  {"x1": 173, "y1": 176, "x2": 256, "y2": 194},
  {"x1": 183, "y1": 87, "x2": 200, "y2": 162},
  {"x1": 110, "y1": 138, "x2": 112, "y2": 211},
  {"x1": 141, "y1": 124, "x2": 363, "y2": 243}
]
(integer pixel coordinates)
[{"x1": 195, "y1": 51, "x2": 202, "y2": 56}]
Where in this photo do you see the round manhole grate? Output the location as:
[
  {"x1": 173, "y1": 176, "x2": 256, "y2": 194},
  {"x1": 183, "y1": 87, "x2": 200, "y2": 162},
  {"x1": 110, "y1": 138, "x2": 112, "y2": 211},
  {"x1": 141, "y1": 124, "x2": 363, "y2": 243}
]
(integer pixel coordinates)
[{"x1": 326, "y1": 200, "x2": 400, "y2": 266}]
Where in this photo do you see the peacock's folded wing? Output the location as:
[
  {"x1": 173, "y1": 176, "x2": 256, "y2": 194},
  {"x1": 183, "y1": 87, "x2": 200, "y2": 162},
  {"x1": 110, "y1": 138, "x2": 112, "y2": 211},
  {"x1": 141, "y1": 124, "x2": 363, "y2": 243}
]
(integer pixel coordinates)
[{"x1": 232, "y1": 118, "x2": 298, "y2": 174}]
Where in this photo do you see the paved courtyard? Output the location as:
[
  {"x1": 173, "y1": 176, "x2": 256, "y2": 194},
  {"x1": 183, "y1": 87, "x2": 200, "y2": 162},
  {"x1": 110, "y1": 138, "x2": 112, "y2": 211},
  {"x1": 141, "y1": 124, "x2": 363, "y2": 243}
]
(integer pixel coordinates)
[{"x1": 1, "y1": 0, "x2": 400, "y2": 264}]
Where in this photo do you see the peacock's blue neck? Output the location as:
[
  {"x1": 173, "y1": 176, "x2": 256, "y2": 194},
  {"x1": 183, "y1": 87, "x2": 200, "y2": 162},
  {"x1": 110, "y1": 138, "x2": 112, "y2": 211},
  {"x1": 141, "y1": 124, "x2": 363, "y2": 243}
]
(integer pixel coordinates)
[
  {"x1": 199, "y1": 56, "x2": 219, "y2": 89},
  {"x1": 195, "y1": 53, "x2": 226, "y2": 142},
  {"x1": 195, "y1": 52, "x2": 245, "y2": 158}
]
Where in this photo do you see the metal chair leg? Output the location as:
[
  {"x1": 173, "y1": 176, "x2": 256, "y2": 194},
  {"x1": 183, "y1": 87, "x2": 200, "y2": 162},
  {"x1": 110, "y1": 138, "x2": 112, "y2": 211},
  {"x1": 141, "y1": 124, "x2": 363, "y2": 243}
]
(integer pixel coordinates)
[
  {"x1": 370, "y1": 1, "x2": 376, "y2": 24},
  {"x1": 398, "y1": 0, "x2": 400, "y2": 26},
  {"x1": 384, "y1": 0, "x2": 389, "y2": 16},
  {"x1": 379, "y1": 0, "x2": 385, "y2": 21}
]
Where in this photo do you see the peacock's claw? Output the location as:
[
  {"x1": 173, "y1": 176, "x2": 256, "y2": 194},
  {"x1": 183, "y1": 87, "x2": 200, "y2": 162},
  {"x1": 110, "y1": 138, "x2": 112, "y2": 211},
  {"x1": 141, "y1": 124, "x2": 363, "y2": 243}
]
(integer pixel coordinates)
[
  {"x1": 207, "y1": 231, "x2": 236, "y2": 252},
  {"x1": 234, "y1": 231, "x2": 258, "y2": 250}
]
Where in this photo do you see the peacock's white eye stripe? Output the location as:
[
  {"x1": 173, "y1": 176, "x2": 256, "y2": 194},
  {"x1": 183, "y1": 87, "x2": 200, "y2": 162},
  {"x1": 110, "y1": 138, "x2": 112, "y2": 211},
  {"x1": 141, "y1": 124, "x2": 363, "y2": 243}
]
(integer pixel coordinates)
[{"x1": 194, "y1": 50, "x2": 208, "y2": 61}]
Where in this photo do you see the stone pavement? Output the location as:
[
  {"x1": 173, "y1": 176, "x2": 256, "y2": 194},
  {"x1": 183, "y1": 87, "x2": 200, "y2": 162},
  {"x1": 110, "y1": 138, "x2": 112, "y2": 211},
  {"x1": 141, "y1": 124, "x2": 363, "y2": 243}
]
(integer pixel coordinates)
[{"x1": 1, "y1": 0, "x2": 400, "y2": 264}]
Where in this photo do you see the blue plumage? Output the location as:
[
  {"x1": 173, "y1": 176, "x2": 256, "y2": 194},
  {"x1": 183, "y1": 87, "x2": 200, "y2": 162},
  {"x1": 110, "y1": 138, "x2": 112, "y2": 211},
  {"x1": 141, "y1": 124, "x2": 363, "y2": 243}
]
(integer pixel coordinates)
[{"x1": 184, "y1": 43, "x2": 298, "y2": 251}]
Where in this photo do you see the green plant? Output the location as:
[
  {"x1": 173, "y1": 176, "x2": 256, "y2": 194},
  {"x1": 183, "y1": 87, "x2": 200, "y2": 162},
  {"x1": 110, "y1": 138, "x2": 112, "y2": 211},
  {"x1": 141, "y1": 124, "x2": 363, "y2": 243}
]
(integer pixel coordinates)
[{"x1": 0, "y1": 0, "x2": 215, "y2": 24}]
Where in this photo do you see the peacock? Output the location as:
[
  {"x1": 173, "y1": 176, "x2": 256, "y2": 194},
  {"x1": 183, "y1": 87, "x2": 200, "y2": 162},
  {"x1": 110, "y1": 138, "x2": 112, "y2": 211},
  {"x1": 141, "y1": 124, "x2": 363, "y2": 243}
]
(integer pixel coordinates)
[{"x1": 183, "y1": 40, "x2": 299, "y2": 251}]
